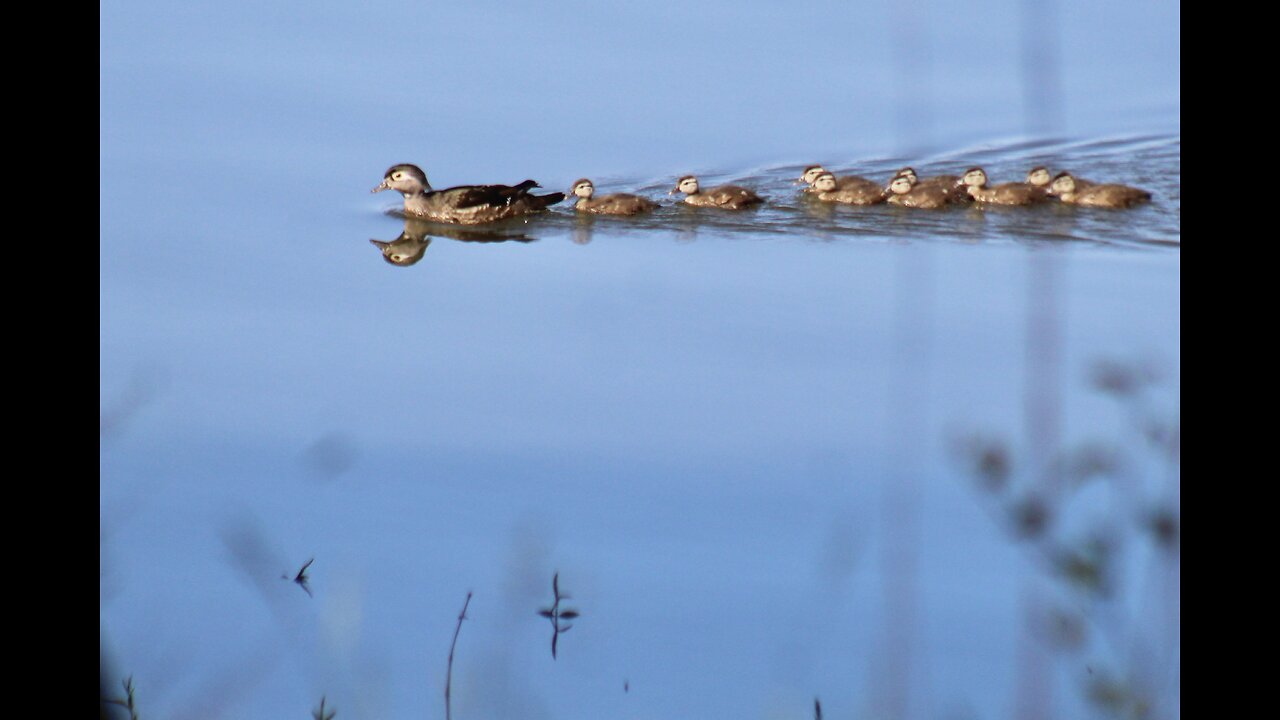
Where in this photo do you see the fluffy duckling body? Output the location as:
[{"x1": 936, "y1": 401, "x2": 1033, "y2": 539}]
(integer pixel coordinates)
[
  {"x1": 372, "y1": 164, "x2": 564, "y2": 224},
  {"x1": 799, "y1": 165, "x2": 882, "y2": 194},
  {"x1": 670, "y1": 176, "x2": 764, "y2": 209},
  {"x1": 897, "y1": 166, "x2": 962, "y2": 190},
  {"x1": 1051, "y1": 173, "x2": 1151, "y2": 208},
  {"x1": 885, "y1": 174, "x2": 961, "y2": 209},
  {"x1": 897, "y1": 167, "x2": 969, "y2": 203},
  {"x1": 569, "y1": 179, "x2": 659, "y2": 216},
  {"x1": 810, "y1": 172, "x2": 887, "y2": 205},
  {"x1": 962, "y1": 168, "x2": 1049, "y2": 205},
  {"x1": 1030, "y1": 166, "x2": 1097, "y2": 197}
]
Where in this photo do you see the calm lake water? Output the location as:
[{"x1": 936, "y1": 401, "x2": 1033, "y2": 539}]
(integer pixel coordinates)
[{"x1": 101, "y1": 2, "x2": 1179, "y2": 719}]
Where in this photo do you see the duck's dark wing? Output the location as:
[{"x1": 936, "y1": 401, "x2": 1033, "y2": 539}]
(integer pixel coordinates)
[{"x1": 443, "y1": 180, "x2": 542, "y2": 209}]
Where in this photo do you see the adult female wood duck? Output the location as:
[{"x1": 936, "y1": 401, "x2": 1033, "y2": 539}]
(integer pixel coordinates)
[{"x1": 372, "y1": 163, "x2": 564, "y2": 224}]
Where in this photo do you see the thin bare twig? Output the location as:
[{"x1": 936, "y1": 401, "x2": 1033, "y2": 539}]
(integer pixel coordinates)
[{"x1": 445, "y1": 591, "x2": 473, "y2": 720}]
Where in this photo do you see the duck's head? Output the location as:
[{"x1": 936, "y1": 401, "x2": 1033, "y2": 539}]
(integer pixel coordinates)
[
  {"x1": 962, "y1": 167, "x2": 988, "y2": 188},
  {"x1": 888, "y1": 174, "x2": 915, "y2": 196},
  {"x1": 896, "y1": 167, "x2": 919, "y2": 186},
  {"x1": 1050, "y1": 172, "x2": 1077, "y2": 196},
  {"x1": 1026, "y1": 166, "x2": 1052, "y2": 187},
  {"x1": 812, "y1": 172, "x2": 839, "y2": 193},
  {"x1": 372, "y1": 164, "x2": 431, "y2": 195},
  {"x1": 799, "y1": 165, "x2": 828, "y2": 186},
  {"x1": 670, "y1": 175, "x2": 700, "y2": 196},
  {"x1": 570, "y1": 178, "x2": 595, "y2": 199}
]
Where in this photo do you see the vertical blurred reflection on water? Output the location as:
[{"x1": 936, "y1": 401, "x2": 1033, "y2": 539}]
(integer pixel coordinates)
[
  {"x1": 1017, "y1": 4, "x2": 1067, "y2": 718},
  {"x1": 889, "y1": 1, "x2": 935, "y2": 157},
  {"x1": 1020, "y1": 1, "x2": 1063, "y2": 137}
]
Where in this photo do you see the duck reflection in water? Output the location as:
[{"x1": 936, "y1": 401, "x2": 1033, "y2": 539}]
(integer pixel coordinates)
[{"x1": 369, "y1": 218, "x2": 537, "y2": 267}]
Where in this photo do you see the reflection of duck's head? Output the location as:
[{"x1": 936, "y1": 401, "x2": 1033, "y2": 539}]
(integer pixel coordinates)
[
  {"x1": 570, "y1": 178, "x2": 595, "y2": 199},
  {"x1": 670, "y1": 175, "x2": 700, "y2": 196},
  {"x1": 370, "y1": 237, "x2": 430, "y2": 267},
  {"x1": 370, "y1": 219, "x2": 433, "y2": 266},
  {"x1": 372, "y1": 164, "x2": 431, "y2": 196},
  {"x1": 1026, "y1": 166, "x2": 1052, "y2": 188}
]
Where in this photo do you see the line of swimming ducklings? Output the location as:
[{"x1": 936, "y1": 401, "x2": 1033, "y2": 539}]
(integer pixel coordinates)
[{"x1": 373, "y1": 162, "x2": 1151, "y2": 225}]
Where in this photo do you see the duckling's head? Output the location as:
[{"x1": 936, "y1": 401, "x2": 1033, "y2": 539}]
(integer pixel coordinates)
[
  {"x1": 1050, "y1": 172, "x2": 1077, "y2": 195},
  {"x1": 813, "y1": 172, "x2": 839, "y2": 193},
  {"x1": 962, "y1": 168, "x2": 988, "y2": 188},
  {"x1": 896, "y1": 167, "x2": 919, "y2": 186},
  {"x1": 671, "y1": 176, "x2": 700, "y2": 196},
  {"x1": 888, "y1": 174, "x2": 915, "y2": 195},
  {"x1": 1026, "y1": 167, "x2": 1052, "y2": 187},
  {"x1": 571, "y1": 178, "x2": 595, "y2": 199},
  {"x1": 373, "y1": 164, "x2": 431, "y2": 195},
  {"x1": 799, "y1": 165, "x2": 828, "y2": 185}
]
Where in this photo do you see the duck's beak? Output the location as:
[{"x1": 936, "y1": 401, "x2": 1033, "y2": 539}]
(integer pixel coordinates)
[
  {"x1": 370, "y1": 239, "x2": 390, "y2": 249},
  {"x1": 371, "y1": 179, "x2": 390, "y2": 193},
  {"x1": 668, "y1": 187, "x2": 679, "y2": 196}
]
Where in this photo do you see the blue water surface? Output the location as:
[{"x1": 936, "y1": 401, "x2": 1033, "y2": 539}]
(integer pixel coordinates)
[{"x1": 101, "y1": 2, "x2": 1180, "y2": 719}]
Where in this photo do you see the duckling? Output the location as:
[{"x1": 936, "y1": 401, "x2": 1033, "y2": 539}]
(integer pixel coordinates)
[
  {"x1": 1051, "y1": 173, "x2": 1151, "y2": 208},
  {"x1": 1045, "y1": 171, "x2": 1098, "y2": 198},
  {"x1": 897, "y1": 166, "x2": 963, "y2": 190},
  {"x1": 1025, "y1": 166, "x2": 1053, "y2": 189},
  {"x1": 1029, "y1": 166, "x2": 1097, "y2": 196},
  {"x1": 885, "y1": 173, "x2": 961, "y2": 209},
  {"x1": 372, "y1": 163, "x2": 564, "y2": 225},
  {"x1": 569, "y1": 179, "x2": 659, "y2": 216},
  {"x1": 798, "y1": 165, "x2": 882, "y2": 194},
  {"x1": 670, "y1": 176, "x2": 764, "y2": 209},
  {"x1": 810, "y1": 172, "x2": 887, "y2": 205},
  {"x1": 962, "y1": 167, "x2": 1049, "y2": 205}
]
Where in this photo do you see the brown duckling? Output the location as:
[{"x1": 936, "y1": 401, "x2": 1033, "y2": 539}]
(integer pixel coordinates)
[
  {"x1": 897, "y1": 166, "x2": 963, "y2": 190},
  {"x1": 798, "y1": 165, "x2": 882, "y2": 194},
  {"x1": 670, "y1": 175, "x2": 764, "y2": 209},
  {"x1": 372, "y1": 163, "x2": 564, "y2": 224},
  {"x1": 1025, "y1": 166, "x2": 1055, "y2": 189},
  {"x1": 885, "y1": 173, "x2": 963, "y2": 209},
  {"x1": 810, "y1": 172, "x2": 887, "y2": 205},
  {"x1": 1051, "y1": 173, "x2": 1151, "y2": 208},
  {"x1": 962, "y1": 167, "x2": 1049, "y2": 205},
  {"x1": 569, "y1": 179, "x2": 659, "y2": 216},
  {"x1": 1029, "y1": 166, "x2": 1097, "y2": 195}
]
